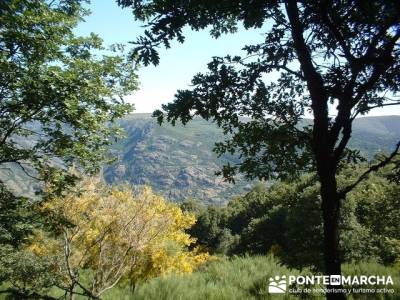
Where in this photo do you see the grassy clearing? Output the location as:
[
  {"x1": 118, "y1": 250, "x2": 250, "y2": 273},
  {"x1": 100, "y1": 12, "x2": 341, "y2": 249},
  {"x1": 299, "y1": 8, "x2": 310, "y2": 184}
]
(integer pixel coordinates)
[
  {"x1": 1, "y1": 255, "x2": 398, "y2": 299},
  {"x1": 102, "y1": 256, "x2": 400, "y2": 300}
]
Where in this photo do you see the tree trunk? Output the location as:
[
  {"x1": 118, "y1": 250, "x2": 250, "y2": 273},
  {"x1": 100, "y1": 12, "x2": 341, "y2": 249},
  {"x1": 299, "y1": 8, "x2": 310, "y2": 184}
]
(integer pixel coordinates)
[
  {"x1": 320, "y1": 172, "x2": 346, "y2": 300},
  {"x1": 285, "y1": 1, "x2": 347, "y2": 298}
]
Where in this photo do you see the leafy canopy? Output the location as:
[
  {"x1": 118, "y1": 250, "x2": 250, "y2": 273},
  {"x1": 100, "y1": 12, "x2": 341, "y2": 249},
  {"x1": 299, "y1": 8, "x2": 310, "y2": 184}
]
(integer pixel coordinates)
[
  {"x1": 0, "y1": 2, "x2": 138, "y2": 296},
  {"x1": 31, "y1": 179, "x2": 209, "y2": 298},
  {"x1": 119, "y1": 0, "x2": 400, "y2": 183},
  {"x1": 183, "y1": 161, "x2": 400, "y2": 269},
  {"x1": 0, "y1": 0, "x2": 137, "y2": 191}
]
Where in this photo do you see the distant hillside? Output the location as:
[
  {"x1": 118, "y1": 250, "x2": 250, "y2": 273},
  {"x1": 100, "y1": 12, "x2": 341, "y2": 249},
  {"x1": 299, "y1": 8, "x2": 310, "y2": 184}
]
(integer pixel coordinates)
[
  {"x1": 349, "y1": 116, "x2": 400, "y2": 157},
  {"x1": 104, "y1": 114, "x2": 400, "y2": 204},
  {"x1": 1, "y1": 115, "x2": 399, "y2": 204},
  {"x1": 104, "y1": 114, "x2": 250, "y2": 205}
]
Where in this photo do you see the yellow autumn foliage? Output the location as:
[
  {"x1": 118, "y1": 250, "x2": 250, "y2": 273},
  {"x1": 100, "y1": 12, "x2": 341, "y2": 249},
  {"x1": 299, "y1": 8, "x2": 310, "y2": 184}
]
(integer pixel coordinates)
[
  {"x1": 36, "y1": 177, "x2": 209, "y2": 297},
  {"x1": 27, "y1": 230, "x2": 60, "y2": 257}
]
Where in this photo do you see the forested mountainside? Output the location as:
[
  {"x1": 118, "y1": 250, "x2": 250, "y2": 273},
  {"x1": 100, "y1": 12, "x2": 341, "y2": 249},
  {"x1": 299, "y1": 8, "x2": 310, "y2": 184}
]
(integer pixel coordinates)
[
  {"x1": 1, "y1": 114, "x2": 399, "y2": 204},
  {"x1": 103, "y1": 114, "x2": 400, "y2": 204},
  {"x1": 104, "y1": 114, "x2": 250, "y2": 205}
]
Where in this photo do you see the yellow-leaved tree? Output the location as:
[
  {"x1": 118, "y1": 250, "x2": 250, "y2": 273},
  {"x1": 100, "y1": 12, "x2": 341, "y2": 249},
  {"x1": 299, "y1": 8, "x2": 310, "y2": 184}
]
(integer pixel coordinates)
[{"x1": 33, "y1": 177, "x2": 209, "y2": 299}]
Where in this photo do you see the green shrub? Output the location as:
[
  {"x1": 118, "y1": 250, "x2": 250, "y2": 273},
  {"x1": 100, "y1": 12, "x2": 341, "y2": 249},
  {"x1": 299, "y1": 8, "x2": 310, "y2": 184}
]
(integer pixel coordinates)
[
  {"x1": 342, "y1": 261, "x2": 400, "y2": 300},
  {"x1": 184, "y1": 165, "x2": 400, "y2": 270},
  {"x1": 127, "y1": 255, "x2": 296, "y2": 300},
  {"x1": 101, "y1": 256, "x2": 400, "y2": 300}
]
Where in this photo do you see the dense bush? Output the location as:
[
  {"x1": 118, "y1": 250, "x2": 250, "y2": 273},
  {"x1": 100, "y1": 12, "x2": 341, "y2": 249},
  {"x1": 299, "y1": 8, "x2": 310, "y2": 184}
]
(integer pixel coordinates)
[
  {"x1": 182, "y1": 163, "x2": 400, "y2": 270},
  {"x1": 105, "y1": 256, "x2": 399, "y2": 300},
  {"x1": 120, "y1": 255, "x2": 306, "y2": 300},
  {"x1": 180, "y1": 200, "x2": 238, "y2": 255},
  {"x1": 0, "y1": 180, "x2": 209, "y2": 299}
]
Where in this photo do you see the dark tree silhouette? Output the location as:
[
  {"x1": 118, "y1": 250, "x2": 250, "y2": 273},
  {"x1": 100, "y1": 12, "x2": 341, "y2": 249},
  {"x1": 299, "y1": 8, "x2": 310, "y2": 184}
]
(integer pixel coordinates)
[{"x1": 118, "y1": 1, "x2": 400, "y2": 298}]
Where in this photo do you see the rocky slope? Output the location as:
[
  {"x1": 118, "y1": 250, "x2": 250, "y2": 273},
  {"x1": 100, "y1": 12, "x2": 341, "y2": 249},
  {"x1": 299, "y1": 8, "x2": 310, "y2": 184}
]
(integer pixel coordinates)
[
  {"x1": 104, "y1": 114, "x2": 250, "y2": 205},
  {"x1": 1, "y1": 114, "x2": 399, "y2": 204},
  {"x1": 103, "y1": 114, "x2": 400, "y2": 204}
]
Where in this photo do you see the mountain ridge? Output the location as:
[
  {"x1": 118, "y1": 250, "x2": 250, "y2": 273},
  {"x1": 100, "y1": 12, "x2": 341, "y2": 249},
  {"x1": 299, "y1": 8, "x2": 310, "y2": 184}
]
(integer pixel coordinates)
[
  {"x1": 1, "y1": 114, "x2": 399, "y2": 204},
  {"x1": 103, "y1": 114, "x2": 400, "y2": 204}
]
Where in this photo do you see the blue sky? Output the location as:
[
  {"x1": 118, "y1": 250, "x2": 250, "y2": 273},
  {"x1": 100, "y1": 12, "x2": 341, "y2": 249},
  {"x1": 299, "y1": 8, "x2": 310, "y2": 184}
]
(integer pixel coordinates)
[{"x1": 76, "y1": 1, "x2": 399, "y2": 116}]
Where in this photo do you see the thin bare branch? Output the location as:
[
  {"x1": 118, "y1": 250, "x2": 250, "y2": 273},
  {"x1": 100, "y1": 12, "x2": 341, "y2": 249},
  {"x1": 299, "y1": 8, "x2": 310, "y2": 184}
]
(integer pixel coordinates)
[{"x1": 339, "y1": 141, "x2": 400, "y2": 197}]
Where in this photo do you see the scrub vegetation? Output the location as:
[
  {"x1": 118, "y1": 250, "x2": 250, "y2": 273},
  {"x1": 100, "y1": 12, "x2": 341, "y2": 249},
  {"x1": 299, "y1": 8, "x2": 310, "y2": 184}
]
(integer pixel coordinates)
[{"x1": 1, "y1": 0, "x2": 399, "y2": 299}]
